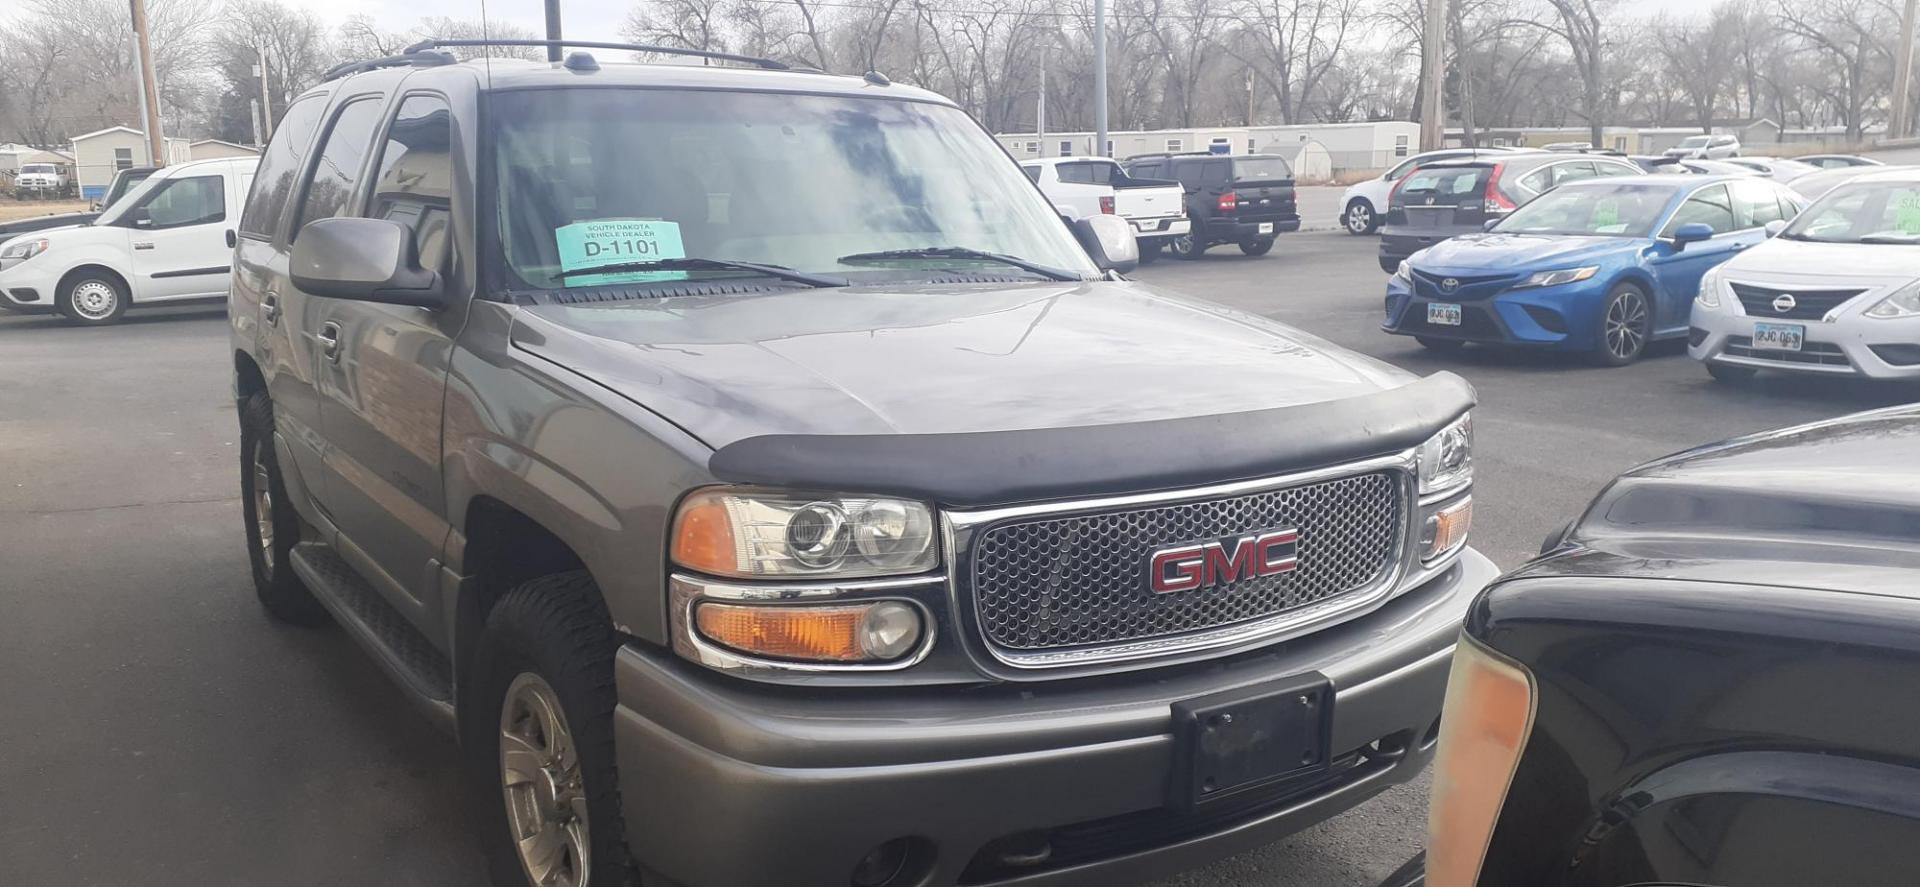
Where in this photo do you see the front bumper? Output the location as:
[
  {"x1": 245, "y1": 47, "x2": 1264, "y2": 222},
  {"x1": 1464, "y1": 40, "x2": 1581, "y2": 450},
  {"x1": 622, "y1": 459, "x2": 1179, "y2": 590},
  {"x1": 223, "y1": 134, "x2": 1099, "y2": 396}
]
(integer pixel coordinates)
[
  {"x1": 1689, "y1": 303, "x2": 1920, "y2": 379},
  {"x1": 612, "y1": 548, "x2": 1498, "y2": 887},
  {"x1": 1383, "y1": 276, "x2": 1606, "y2": 350},
  {"x1": 1204, "y1": 216, "x2": 1299, "y2": 241},
  {"x1": 0, "y1": 260, "x2": 60, "y2": 314}
]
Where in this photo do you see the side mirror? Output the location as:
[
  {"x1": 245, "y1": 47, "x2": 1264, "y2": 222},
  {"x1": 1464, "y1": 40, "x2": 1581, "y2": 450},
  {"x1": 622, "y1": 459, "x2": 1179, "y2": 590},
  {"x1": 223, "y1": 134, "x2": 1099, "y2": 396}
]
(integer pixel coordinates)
[
  {"x1": 291, "y1": 217, "x2": 443, "y2": 308},
  {"x1": 1764, "y1": 219, "x2": 1787, "y2": 238},
  {"x1": 1669, "y1": 222, "x2": 1715, "y2": 247},
  {"x1": 131, "y1": 209, "x2": 152, "y2": 229},
  {"x1": 1072, "y1": 214, "x2": 1139, "y2": 274}
]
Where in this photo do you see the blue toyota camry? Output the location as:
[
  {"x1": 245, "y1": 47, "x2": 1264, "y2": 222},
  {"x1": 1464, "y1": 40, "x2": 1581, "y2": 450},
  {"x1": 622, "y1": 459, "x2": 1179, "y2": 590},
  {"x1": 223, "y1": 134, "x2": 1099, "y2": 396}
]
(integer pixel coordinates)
[{"x1": 1382, "y1": 175, "x2": 1806, "y2": 365}]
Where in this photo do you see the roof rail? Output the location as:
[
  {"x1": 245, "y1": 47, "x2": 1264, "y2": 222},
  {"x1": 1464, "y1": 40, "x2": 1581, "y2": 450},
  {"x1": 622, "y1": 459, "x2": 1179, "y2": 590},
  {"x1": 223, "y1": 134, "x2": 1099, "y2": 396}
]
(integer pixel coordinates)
[
  {"x1": 321, "y1": 50, "x2": 456, "y2": 82},
  {"x1": 402, "y1": 38, "x2": 790, "y2": 71}
]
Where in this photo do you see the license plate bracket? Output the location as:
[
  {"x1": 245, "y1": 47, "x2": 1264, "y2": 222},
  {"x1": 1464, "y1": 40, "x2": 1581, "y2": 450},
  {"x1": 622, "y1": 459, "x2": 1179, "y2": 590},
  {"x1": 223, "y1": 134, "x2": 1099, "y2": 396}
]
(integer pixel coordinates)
[
  {"x1": 1428, "y1": 302, "x2": 1463, "y2": 326},
  {"x1": 1753, "y1": 321, "x2": 1805, "y2": 351},
  {"x1": 1258, "y1": 222, "x2": 1275, "y2": 234},
  {"x1": 1170, "y1": 673, "x2": 1332, "y2": 811}
]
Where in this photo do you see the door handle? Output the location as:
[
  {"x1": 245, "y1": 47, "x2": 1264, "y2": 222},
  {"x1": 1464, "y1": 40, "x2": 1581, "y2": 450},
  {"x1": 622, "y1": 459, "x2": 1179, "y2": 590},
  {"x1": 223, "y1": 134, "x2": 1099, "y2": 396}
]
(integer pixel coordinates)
[
  {"x1": 133, "y1": 241, "x2": 154, "y2": 250},
  {"x1": 226, "y1": 229, "x2": 237, "y2": 248},
  {"x1": 317, "y1": 321, "x2": 342, "y2": 363},
  {"x1": 262, "y1": 292, "x2": 280, "y2": 326}
]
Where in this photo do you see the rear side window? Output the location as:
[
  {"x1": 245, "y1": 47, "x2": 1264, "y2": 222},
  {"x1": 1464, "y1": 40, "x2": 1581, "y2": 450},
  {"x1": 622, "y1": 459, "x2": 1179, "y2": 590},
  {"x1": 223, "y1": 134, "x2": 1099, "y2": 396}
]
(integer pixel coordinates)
[
  {"x1": 1057, "y1": 162, "x2": 1115, "y2": 185},
  {"x1": 1130, "y1": 161, "x2": 1164, "y2": 179},
  {"x1": 1200, "y1": 161, "x2": 1230, "y2": 186},
  {"x1": 369, "y1": 94, "x2": 455, "y2": 273},
  {"x1": 1231, "y1": 157, "x2": 1291, "y2": 182},
  {"x1": 239, "y1": 96, "x2": 325, "y2": 239},
  {"x1": 1172, "y1": 161, "x2": 1203, "y2": 189},
  {"x1": 1666, "y1": 184, "x2": 1736, "y2": 235},
  {"x1": 1019, "y1": 165, "x2": 1041, "y2": 183},
  {"x1": 291, "y1": 98, "x2": 385, "y2": 240}
]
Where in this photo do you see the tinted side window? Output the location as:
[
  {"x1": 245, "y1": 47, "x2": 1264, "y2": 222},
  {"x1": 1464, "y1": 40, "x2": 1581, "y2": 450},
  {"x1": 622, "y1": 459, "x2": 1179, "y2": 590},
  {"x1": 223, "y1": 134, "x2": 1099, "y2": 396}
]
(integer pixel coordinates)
[
  {"x1": 139, "y1": 175, "x2": 225, "y2": 229},
  {"x1": 1552, "y1": 161, "x2": 1598, "y2": 186},
  {"x1": 291, "y1": 98, "x2": 385, "y2": 240},
  {"x1": 1666, "y1": 184, "x2": 1736, "y2": 235},
  {"x1": 1200, "y1": 161, "x2": 1230, "y2": 186},
  {"x1": 369, "y1": 94, "x2": 454, "y2": 272},
  {"x1": 1172, "y1": 161, "x2": 1202, "y2": 189},
  {"x1": 1020, "y1": 165, "x2": 1041, "y2": 183},
  {"x1": 239, "y1": 96, "x2": 325, "y2": 239},
  {"x1": 1131, "y1": 161, "x2": 1163, "y2": 179}
]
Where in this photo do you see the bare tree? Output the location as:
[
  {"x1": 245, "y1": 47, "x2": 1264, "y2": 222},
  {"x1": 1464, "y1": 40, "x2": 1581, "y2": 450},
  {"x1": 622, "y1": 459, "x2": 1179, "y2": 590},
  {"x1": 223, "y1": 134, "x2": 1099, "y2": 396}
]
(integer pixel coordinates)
[
  {"x1": 1537, "y1": 0, "x2": 1617, "y2": 146},
  {"x1": 1652, "y1": 11, "x2": 1740, "y2": 131},
  {"x1": 1773, "y1": 0, "x2": 1898, "y2": 140}
]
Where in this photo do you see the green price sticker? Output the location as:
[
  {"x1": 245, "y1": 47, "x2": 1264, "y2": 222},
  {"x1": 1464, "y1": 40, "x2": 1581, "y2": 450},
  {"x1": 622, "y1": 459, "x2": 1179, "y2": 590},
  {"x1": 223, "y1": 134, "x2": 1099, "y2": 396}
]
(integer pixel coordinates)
[
  {"x1": 1896, "y1": 192, "x2": 1920, "y2": 235},
  {"x1": 1594, "y1": 198, "x2": 1620, "y2": 229},
  {"x1": 555, "y1": 219, "x2": 687, "y2": 287}
]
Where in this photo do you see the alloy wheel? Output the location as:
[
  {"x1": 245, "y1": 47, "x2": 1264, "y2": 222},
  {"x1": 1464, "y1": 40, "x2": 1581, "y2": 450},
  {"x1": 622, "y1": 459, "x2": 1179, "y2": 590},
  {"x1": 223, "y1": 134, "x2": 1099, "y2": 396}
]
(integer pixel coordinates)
[
  {"x1": 69, "y1": 280, "x2": 119, "y2": 321},
  {"x1": 1346, "y1": 203, "x2": 1372, "y2": 234},
  {"x1": 251, "y1": 447, "x2": 275, "y2": 572},
  {"x1": 1604, "y1": 290, "x2": 1649, "y2": 361},
  {"x1": 500, "y1": 673, "x2": 591, "y2": 887}
]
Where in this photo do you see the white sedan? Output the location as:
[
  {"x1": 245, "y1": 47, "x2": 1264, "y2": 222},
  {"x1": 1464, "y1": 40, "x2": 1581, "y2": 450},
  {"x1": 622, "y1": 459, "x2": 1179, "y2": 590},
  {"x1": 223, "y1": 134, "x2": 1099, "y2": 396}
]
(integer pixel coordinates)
[{"x1": 1691, "y1": 169, "x2": 1920, "y2": 381}]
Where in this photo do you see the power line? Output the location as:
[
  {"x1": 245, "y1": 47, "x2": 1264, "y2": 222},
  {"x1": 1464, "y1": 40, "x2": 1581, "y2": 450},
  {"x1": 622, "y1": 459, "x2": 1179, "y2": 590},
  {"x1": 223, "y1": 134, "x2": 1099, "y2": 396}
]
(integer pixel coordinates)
[{"x1": 730, "y1": 0, "x2": 1249, "y2": 23}]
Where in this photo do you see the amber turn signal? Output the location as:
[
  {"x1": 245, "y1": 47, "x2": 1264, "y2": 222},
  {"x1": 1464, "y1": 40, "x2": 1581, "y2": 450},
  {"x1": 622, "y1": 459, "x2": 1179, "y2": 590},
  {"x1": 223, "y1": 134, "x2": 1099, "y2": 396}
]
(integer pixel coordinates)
[
  {"x1": 671, "y1": 494, "x2": 740, "y2": 576},
  {"x1": 1421, "y1": 496, "x2": 1473, "y2": 561},
  {"x1": 1426, "y1": 635, "x2": 1535, "y2": 887},
  {"x1": 694, "y1": 600, "x2": 923, "y2": 663}
]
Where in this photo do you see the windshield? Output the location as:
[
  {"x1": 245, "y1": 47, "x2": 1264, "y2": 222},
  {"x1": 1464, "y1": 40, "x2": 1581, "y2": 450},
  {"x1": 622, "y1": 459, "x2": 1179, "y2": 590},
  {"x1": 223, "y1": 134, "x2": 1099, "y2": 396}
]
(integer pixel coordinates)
[
  {"x1": 1678, "y1": 136, "x2": 1712, "y2": 149},
  {"x1": 1782, "y1": 180, "x2": 1920, "y2": 243},
  {"x1": 489, "y1": 88, "x2": 1097, "y2": 290},
  {"x1": 1493, "y1": 183, "x2": 1673, "y2": 236},
  {"x1": 21, "y1": 164, "x2": 56, "y2": 174}
]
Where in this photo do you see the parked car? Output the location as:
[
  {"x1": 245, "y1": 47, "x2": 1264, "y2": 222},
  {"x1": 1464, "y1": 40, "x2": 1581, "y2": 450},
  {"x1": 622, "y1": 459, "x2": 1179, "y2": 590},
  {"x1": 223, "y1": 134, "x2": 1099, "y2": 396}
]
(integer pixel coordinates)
[
  {"x1": 228, "y1": 41, "x2": 1497, "y2": 887},
  {"x1": 1797, "y1": 153, "x2": 1883, "y2": 169},
  {"x1": 1539, "y1": 141, "x2": 1592, "y2": 152},
  {"x1": 0, "y1": 167, "x2": 156, "y2": 250},
  {"x1": 1122, "y1": 152, "x2": 1300, "y2": 257},
  {"x1": 12, "y1": 161, "x2": 75, "y2": 199},
  {"x1": 0, "y1": 156, "x2": 255, "y2": 323},
  {"x1": 1662, "y1": 133, "x2": 1741, "y2": 159},
  {"x1": 1786, "y1": 163, "x2": 1905, "y2": 199},
  {"x1": 1691, "y1": 169, "x2": 1920, "y2": 382},
  {"x1": 1377, "y1": 153, "x2": 1643, "y2": 273},
  {"x1": 1020, "y1": 156, "x2": 1188, "y2": 260},
  {"x1": 1391, "y1": 402, "x2": 1920, "y2": 887},
  {"x1": 1338, "y1": 147, "x2": 1523, "y2": 235},
  {"x1": 1382, "y1": 175, "x2": 1805, "y2": 365},
  {"x1": 1721, "y1": 155, "x2": 1819, "y2": 182}
]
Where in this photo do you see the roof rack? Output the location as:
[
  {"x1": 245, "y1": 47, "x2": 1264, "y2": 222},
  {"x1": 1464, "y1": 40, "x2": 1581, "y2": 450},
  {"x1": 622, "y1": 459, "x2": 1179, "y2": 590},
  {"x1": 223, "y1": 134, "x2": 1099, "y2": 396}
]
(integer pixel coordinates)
[
  {"x1": 401, "y1": 38, "x2": 790, "y2": 71},
  {"x1": 321, "y1": 50, "x2": 456, "y2": 82}
]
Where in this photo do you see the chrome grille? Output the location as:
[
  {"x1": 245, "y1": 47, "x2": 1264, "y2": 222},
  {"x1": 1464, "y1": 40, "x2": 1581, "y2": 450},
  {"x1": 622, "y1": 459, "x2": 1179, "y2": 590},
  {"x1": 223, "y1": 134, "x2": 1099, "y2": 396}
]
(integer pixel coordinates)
[{"x1": 968, "y1": 471, "x2": 1403, "y2": 653}]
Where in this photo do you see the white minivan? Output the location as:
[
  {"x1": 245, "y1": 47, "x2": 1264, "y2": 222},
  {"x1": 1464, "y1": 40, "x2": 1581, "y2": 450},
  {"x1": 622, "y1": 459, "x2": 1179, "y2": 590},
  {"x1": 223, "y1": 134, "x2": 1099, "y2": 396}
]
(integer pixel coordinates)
[{"x1": 0, "y1": 156, "x2": 257, "y2": 325}]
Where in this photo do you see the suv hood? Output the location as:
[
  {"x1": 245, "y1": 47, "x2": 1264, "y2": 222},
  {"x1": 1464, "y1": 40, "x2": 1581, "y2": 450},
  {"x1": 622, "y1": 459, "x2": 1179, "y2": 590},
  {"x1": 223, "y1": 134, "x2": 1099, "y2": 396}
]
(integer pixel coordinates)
[
  {"x1": 1414, "y1": 232, "x2": 1637, "y2": 272},
  {"x1": 511, "y1": 280, "x2": 1416, "y2": 449}
]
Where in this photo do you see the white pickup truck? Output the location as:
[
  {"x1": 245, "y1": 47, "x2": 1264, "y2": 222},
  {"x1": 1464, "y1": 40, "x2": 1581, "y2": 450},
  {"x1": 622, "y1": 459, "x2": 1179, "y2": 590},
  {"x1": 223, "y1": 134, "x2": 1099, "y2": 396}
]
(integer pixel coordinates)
[
  {"x1": 13, "y1": 162, "x2": 75, "y2": 199},
  {"x1": 1021, "y1": 156, "x2": 1188, "y2": 258}
]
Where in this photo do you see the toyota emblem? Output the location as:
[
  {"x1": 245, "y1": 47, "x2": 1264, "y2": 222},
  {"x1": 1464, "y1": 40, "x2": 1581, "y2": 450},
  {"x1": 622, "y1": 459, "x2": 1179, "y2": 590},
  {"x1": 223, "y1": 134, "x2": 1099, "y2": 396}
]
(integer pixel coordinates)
[
  {"x1": 1440, "y1": 277, "x2": 1460, "y2": 294},
  {"x1": 1772, "y1": 293, "x2": 1797, "y2": 313}
]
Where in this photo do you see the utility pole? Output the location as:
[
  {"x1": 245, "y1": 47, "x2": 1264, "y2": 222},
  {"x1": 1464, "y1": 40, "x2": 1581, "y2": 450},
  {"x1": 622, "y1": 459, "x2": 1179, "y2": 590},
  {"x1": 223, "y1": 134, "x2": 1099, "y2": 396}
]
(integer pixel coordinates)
[
  {"x1": 249, "y1": 99, "x2": 264, "y2": 147},
  {"x1": 544, "y1": 0, "x2": 564, "y2": 62},
  {"x1": 131, "y1": 39, "x2": 155, "y2": 165},
  {"x1": 1094, "y1": 0, "x2": 1108, "y2": 157},
  {"x1": 255, "y1": 47, "x2": 274, "y2": 141},
  {"x1": 129, "y1": 0, "x2": 167, "y2": 166},
  {"x1": 1894, "y1": 0, "x2": 1918, "y2": 139},
  {"x1": 1037, "y1": 42, "x2": 1047, "y2": 151},
  {"x1": 1418, "y1": 0, "x2": 1447, "y2": 151}
]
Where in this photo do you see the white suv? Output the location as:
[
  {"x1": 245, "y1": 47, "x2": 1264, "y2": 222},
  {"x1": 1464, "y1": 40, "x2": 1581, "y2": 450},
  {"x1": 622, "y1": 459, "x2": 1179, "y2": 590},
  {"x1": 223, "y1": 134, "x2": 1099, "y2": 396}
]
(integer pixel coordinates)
[
  {"x1": 1664, "y1": 134, "x2": 1741, "y2": 160},
  {"x1": 1338, "y1": 147, "x2": 1519, "y2": 234},
  {"x1": 0, "y1": 156, "x2": 256, "y2": 324}
]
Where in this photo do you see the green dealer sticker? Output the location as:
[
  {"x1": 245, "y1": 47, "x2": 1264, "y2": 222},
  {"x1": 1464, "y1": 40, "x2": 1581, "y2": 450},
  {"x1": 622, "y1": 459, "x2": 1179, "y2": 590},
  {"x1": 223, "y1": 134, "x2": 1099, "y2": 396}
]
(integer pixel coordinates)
[
  {"x1": 1896, "y1": 192, "x2": 1920, "y2": 234},
  {"x1": 555, "y1": 219, "x2": 687, "y2": 287}
]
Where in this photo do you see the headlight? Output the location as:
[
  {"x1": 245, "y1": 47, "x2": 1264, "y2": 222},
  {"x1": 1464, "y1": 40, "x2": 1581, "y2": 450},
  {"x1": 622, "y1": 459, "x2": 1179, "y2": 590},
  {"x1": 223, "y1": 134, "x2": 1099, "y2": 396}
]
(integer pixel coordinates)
[
  {"x1": 1865, "y1": 280, "x2": 1920, "y2": 319},
  {"x1": 671, "y1": 488, "x2": 937, "y2": 579},
  {"x1": 1417, "y1": 413, "x2": 1473, "y2": 496},
  {"x1": 1425, "y1": 636, "x2": 1536, "y2": 887},
  {"x1": 1515, "y1": 266, "x2": 1597, "y2": 289},
  {"x1": 1696, "y1": 265, "x2": 1723, "y2": 308},
  {"x1": 0, "y1": 237, "x2": 49, "y2": 262},
  {"x1": 1391, "y1": 260, "x2": 1412, "y2": 284}
]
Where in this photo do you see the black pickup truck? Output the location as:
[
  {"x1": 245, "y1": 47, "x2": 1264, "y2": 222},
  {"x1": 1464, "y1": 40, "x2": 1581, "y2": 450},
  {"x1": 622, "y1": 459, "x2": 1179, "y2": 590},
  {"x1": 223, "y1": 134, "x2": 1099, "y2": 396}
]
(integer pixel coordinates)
[
  {"x1": 0, "y1": 166, "x2": 154, "y2": 248},
  {"x1": 1123, "y1": 152, "x2": 1301, "y2": 259},
  {"x1": 1392, "y1": 402, "x2": 1920, "y2": 887}
]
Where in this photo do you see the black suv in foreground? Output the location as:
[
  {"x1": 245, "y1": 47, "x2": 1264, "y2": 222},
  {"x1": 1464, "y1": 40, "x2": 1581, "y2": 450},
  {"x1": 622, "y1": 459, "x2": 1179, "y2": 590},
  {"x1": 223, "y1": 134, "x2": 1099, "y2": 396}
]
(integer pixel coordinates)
[
  {"x1": 1386, "y1": 403, "x2": 1920, "y2": 887},
  {"x1": 1123, "y1": 152, "x2": 1301, "y2": 258},
  {"x1": 228, "y1": 39, "x2": 1492, "y2": 887}
]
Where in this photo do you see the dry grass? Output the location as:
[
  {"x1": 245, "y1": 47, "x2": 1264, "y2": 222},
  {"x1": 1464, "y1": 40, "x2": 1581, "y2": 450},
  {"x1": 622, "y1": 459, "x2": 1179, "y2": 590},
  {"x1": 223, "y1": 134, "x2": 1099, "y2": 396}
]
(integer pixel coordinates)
[{"x1": 0, "y1": 199, "x2": 91, "y2": 222}]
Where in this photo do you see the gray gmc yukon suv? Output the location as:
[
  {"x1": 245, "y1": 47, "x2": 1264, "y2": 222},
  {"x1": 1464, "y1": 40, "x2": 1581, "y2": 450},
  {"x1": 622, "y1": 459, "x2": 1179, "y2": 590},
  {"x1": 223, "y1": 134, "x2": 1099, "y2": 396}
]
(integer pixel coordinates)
[{"x1": 227, "y1": 39, "x2": 1495, "y2": 887}]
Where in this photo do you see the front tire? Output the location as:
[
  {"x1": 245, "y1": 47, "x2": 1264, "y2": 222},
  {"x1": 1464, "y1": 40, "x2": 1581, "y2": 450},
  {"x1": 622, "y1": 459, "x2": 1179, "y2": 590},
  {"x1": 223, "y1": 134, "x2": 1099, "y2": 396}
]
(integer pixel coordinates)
[
  {"x1": 1239, "y1": 237, "x2": 1275, "y2": 256},
  {"x1": 240, "y1": 391, "x2": 330, "y2": 626},
  {"x1": 470, "y1": 572, "x2": 637, "y2": 887},
  {"x1": 1344, "y1": 199, "x2": 1378, "y2": 235},
  {"x1": 1169, "y1": 231, "x2": 1206, "y2": 260},
  {"x1": 1592, "y1": 284, "x2": 1652, "y2": 367},
  {"x1": 58, "y1": 271, "x2": 128, "y2": 325}
]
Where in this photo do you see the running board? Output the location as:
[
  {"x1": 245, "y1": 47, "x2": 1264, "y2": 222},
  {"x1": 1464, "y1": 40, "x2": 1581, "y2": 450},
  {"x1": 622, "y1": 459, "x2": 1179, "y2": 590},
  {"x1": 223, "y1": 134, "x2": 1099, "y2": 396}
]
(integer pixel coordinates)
[{"x1": 290, "y1": 542, "x2": 456, "y2": 732}]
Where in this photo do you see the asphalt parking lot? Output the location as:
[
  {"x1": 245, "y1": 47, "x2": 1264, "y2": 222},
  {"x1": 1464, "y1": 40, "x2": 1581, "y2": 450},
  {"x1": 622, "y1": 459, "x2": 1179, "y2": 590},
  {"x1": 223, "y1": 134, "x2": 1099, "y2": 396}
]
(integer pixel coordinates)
[{"x1": 4, "y1": 231, "x2": 1917, "y2": 887}]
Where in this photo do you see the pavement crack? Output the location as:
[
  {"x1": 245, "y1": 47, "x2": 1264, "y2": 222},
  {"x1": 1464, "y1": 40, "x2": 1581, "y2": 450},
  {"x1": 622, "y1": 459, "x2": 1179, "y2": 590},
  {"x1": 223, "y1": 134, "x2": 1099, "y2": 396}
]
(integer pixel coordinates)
[{"x1": 5, "y1": 495, "x2": 240, "y2": 516}]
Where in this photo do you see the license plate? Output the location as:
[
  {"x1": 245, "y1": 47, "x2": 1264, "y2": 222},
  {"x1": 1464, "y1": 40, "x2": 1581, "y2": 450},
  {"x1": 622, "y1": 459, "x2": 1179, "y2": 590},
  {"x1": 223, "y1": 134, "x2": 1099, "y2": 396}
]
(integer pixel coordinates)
[
  {"x1": 1428, "y1": 303, "x2": 1463, "y2": 326},
  {"x1": 1753, "y1": 322, "x2": 1804, "y2": 351},
  {"x1": 1170, "y1": 674, "x2": 1331, "y2": 810},
  {"x1": 1258, "y1": 222, "x2": 1275, "y2": 234}
]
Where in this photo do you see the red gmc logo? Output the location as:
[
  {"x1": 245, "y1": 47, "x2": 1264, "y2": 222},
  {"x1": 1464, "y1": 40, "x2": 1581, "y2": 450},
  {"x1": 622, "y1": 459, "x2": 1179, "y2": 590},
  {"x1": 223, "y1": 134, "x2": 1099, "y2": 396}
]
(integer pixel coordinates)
[{"x1": 1148, "y1": 529, "x2": 1301, "y2": 594}]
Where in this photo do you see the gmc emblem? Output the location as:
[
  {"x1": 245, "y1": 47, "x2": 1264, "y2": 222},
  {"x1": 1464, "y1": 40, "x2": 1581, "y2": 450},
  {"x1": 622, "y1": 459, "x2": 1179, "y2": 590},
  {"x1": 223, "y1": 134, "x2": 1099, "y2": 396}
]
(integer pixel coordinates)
[{"x1": 1148, "y1": 528, "x2": 1301, "y2": 594}]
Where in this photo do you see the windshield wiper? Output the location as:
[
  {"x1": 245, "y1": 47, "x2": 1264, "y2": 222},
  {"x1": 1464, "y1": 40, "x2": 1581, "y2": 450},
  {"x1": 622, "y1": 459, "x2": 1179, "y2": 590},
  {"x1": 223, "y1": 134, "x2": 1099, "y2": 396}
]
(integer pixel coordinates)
[
  {"x1": 836, "y1": 247, "x2": 1080, "y2": 281},
  {"x1": 555, "y1": 257, "x2": 847, "y2": 288},
  {"x1": 1857, "y1": 233, "x2": 1920, "y2": 244}
]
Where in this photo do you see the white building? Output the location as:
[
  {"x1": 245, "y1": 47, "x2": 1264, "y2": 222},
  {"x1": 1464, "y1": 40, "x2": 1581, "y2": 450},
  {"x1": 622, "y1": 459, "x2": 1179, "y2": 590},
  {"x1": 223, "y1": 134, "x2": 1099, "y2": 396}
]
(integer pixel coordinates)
[
  {"x1": 1247, "y1": 122, "x2": 1421, "y2": 173},
  {"x1": 68, "y1": 127, "x2": 191, "y2": 199},
  {"x1": 189, "y1": 139, "x2": 261, "y2": 161},
  {"x1": 996, "y1": 128, "x2": 1252, "y2": 160}
]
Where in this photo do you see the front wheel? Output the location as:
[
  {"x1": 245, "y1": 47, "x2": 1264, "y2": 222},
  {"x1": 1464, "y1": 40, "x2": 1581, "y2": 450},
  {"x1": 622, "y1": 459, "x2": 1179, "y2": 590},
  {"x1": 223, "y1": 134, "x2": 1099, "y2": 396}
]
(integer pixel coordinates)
[
  {"x1": 1239, "y1": 237, "x2": 1275, "y2": 256},
  {"x1": 1592, "y1": 284, "x2": 1652, "y2": 367},
  {"x1": 1344, "y1": 200, "x2": 1378, "y2": 235},
  {"x1": 240, "y1": 392, "x2": 330, "y2": 626},
  {"x1": 1168, "y1": 232, "x2": 1206, "y2": 260},
  {"x1": 471, "y1": 572, "x2": 638, "y2": 887},
  {"x1": 58, "y1": 272, "x2": 128, "y2": 325}
]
